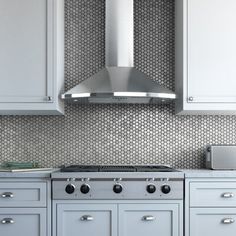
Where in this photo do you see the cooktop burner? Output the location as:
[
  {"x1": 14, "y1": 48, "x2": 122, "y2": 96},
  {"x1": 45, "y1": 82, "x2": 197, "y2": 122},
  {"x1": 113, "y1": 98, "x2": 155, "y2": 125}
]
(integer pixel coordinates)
[{"x1": 60, "y1": 165, "x2": 178, "y2": 172}]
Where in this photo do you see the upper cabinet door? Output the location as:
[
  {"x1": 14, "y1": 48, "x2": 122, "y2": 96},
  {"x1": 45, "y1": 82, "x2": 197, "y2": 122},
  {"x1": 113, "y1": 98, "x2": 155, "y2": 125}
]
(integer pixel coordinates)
[
  {"x1": 175, "y1": 0, "x2": 236, "y2": 114},
  {"x1": 0, "y1": 0, "x2": 64, "y2": 115}
]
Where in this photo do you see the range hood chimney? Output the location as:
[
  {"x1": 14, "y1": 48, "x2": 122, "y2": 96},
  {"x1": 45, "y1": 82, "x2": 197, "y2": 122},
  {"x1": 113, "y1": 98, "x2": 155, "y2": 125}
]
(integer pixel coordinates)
[{"x1": 61, "y1": 0, "x2": 176, "y2": 104}]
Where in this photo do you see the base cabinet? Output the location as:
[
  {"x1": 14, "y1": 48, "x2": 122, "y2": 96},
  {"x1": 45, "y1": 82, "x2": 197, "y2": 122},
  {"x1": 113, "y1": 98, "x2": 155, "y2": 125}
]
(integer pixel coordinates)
[
  {"x1": 56, "y1": 204, "x2": 117, "y2": 236},
  {"x1": 119, "y1": 204, "x2": 180, "y2": 236},
  {"x1": 190, "y1": 208, "x2": 236, "y2": 236},
  {"x1": 185, "y1": 178, "x2": 236, "y2": 236},
  {"x1": 54, "y1": 201, "x2": 183, "y2": 236},
  {"x1": 0, "y1": 208, "x2": 46, "y2": 236}
]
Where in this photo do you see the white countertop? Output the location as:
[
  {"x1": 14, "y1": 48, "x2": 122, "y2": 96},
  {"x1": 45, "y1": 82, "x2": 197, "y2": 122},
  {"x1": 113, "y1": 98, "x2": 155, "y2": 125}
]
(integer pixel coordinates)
[
  {"x1": 0, "y1": 169, "x2": 58, "y2": 178},
  {"x1": 182, "y1": 169, "x2": 236, "y2": 178}
]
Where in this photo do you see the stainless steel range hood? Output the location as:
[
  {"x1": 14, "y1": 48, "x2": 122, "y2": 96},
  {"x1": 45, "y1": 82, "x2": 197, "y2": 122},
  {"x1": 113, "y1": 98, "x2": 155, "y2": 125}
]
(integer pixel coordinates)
[{"x1": 62, "y1": 0, "x2": 176, "y2": 104}]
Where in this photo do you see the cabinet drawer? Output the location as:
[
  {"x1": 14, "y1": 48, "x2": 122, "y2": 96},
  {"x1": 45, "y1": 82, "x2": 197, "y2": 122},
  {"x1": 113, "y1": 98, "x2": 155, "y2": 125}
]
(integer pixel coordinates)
[
  {"x1": 190, "y1": 182, "x2": 236, "y2": 207},
  {"x1": 190, "y1": 208, "x2": 236, "y2": 236},
  {"x1": 56, "y1": 204, "x2": 117, "y2": 236},
  {"x1": 0, "y1": 182, "x2": 47, "y2": 207},
  {"x1": 0, "y1": 208, "x2": 46, "y2": 236},
  {"x1": 119, "y1": 204, "x2": 180, "y2": 236}
]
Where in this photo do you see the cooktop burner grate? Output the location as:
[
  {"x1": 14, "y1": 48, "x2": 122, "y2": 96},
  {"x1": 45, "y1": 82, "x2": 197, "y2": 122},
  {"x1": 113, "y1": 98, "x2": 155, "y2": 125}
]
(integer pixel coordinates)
[{"x1": 60, "y1": 165, "x2": 178, "y2": 173}]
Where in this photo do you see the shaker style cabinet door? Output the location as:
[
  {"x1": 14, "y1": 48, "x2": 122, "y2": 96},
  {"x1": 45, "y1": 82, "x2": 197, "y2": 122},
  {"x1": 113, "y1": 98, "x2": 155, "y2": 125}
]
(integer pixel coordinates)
[
  {"x1": 0, "y1": 208, "x2": 46, "y2": 236},
  {"x1": 175, "y1": 0, "x2": 236, "y2": 114},
  {"x1": 0, "y1": 0, "x2": 64, "y2": 115},
  {"x1": 190, "y1": 208, "x2": 236, "y2": 236},
  {"x1": 119, "y1": 204, "x2": 181, "y2": 236},
  {"x1": 56, "y1": 204, "x2": 118, "y2": 236}
]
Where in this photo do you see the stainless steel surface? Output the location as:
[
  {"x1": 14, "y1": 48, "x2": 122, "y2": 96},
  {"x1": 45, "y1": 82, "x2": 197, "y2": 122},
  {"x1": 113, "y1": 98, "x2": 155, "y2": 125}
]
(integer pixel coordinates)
[
  {"x1": 222, "y1": 218, "x2": 235, "y2": 224},
  {"x1": 222, "y1": 192, "x2": 234, "y2": 198},
  {"x1": 1, "y1": 218, "x2": 14, "y2": 224},
  {"x1": 80, "y1": 215, "x2": 94, "y2": 221},
  {"x1": 1, "y1": 192, "x2": 14, "y2": 198},
  {"x1": 61, "y1": 0, "x2": 176, "y2": 104},
  {"x1": 106, "y1": 0, "x2": 133, "y2": 67},
  {"x1": 52, "y1": 178, "x2": 183, "y2": 200},
  {"x1": 142, "y1": 215, "x2": 156, "y2": 221},
  {"x1": 206, "y1": 145, "x2": 236, "y2": 170}
]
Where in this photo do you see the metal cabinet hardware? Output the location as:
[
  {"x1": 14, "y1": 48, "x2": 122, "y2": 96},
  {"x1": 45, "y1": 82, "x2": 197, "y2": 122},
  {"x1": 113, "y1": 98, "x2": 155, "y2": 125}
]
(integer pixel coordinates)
[
  {"x1": 1, "y1": 218, "x2": 14, "y2": 224},
  {"x1": 142, "y1": 215, "x2": 156, "y2": 221},
  {"x1": 47, "y1": 96, "x2": 53, "y2": 101},
  {"x1": 222, "y1": 218, "x2": 235, "y2": 224},
  {"x1": 1, "y1": 192, "x2": 14, "y2": 198},
  {"x1": 188, "y1": 96, "x2": 194, "y2": 102},
  {"x1": 222, "y1": 192, "x2": 234, "y2": 198},
  {"x1": 80, "y1": 215, "x2": 94, "y2": 221}
]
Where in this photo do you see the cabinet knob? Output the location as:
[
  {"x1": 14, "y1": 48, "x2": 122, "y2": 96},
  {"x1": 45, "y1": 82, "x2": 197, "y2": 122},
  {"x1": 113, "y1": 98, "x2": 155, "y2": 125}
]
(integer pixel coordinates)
[
  {"x1": 222, "y1": 218, "x2": 235, "y2": 224},
  {"x1": 1, "y1": 192, "x2": 14, "y2": 198},
  {"x1": 1, "y1": 218, "x2": 14, "y2": 224},
  {"x1": 188, "y1": 96, "x2": 194, "y2": 102},
  {"x1": 80, "y1": 215, "x2": 93, "y2": 221},
  {"x1": 222, "y1": 192, "x2": 234, "y2": 198},
  {"x1": 47, "y1": 96, "x2": 53, "y2": 101},
  {"x1": 142, "y1": 215, "x2": 156, "y2": 221}
]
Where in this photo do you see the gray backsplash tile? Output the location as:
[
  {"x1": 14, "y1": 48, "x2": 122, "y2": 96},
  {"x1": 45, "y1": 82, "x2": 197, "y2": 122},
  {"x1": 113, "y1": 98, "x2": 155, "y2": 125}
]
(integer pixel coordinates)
[{"x1": 1, "y1": 0, "x2": 236, "y2": 168}]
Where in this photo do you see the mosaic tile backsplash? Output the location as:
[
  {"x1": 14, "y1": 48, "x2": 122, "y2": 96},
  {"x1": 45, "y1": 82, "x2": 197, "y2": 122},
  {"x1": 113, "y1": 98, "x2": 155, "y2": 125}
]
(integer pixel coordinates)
[{"x1": 1, "y1": 0, "x2": 236, "y2": 169}]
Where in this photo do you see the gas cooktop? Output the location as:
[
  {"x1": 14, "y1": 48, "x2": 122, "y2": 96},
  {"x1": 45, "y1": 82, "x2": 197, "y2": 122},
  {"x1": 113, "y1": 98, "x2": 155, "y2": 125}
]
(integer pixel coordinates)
[{"x1": 60, "y1": 165, "x2": 178, "y2": 173}]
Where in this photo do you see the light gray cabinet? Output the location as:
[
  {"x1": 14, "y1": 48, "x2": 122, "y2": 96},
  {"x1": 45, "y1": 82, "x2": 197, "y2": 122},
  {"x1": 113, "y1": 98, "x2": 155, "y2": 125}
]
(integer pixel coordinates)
[
  {"x1": 56, "y1": 204, "x2": 118, "y2": 236},
  {"x1": 175, "y1": 0, "x2": 236, "y2": 114},
  {"x1": 185, "y1": 178, "x2": 236, "y2": 236},
  {"x1": 119, "y1": 204, "x2": 180, "y2": 236},
  {"x1": 0, "y1": 178, "x2": 51, "y2": 236},
  {"x1": 0, "y1": 0, "x2": 64, "y2": 115},
  {"x1": 0, "y1": 208, "x2": 47, "y2": 236},
  {"x1": 54, "y1": 201, "x2": 183, "y2": 236}
]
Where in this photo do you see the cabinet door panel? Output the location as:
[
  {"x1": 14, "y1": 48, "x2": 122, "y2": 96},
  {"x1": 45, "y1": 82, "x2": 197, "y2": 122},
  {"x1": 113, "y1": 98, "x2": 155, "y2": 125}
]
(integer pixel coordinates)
[
  {"x1": 56, "y1": 204, "x2": 117, "y2": 236},
  {"x1": 190, "y1": 208, "x2": 236, "y2": 236},
  {"x1": 0, "y1": 0, "x2": 51, "y2": 103},
  {"x1": 187, "y1": 0, "x2": 236, "y2": 103},
  {"x1": 119, "y1": 204, "x2": 180, "y2": 236},
  {"x1": 0, "y1": 208, "x2": 46, "y2": 236}
]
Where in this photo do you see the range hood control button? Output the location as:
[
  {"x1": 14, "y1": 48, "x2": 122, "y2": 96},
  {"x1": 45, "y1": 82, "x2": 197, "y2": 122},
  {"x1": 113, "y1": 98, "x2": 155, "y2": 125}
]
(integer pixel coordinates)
[
  {"x1": 80, "y1": 184, "x2": 90, "y2": 194},
  {"x1": 65, "y1": 184, "x2": 75, "y2": 194}
]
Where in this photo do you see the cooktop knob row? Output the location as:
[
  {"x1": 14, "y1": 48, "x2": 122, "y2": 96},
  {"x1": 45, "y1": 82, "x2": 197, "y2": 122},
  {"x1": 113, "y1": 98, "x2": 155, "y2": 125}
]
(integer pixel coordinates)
[{"x1": 65, "y1": 183, "x2": 171, "y2": 195}]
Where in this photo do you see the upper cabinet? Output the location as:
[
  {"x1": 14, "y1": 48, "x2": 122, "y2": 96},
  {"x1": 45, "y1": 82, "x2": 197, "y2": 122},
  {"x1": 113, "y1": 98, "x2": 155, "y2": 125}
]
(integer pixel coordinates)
[
  {"x1": 0, "y1": 0, "x2": 64, "y2": 115},
  {"x1": 175, "y1": 0, "x2": 236, "y2": 114}
]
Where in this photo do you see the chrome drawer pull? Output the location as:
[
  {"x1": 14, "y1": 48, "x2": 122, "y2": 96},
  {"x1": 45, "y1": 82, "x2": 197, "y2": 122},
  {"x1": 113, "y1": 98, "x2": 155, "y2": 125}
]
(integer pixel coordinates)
[
  {"x1": 80, "y1": 215, "x2": 93, "y2": 221},
  {"x1": 222, "y1": 218, "x2": 235, "y2": 224},
  {"x1": 142, "y1": 215, "x2": 156, "y2": 221},
  {"x1": 1, "y1": 192, "x2": 14, "y2": 198},
  {"x1": 1, "y1": 218, "x2": 14, "y2": 224},
  {"x1": 222, "y1": 192, "x2": 234, "y2": 198}
]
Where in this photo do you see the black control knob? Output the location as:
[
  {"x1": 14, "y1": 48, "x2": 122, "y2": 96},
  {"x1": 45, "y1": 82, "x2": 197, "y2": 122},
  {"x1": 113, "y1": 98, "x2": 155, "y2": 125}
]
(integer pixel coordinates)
[
  {"x1": 80, "y1": 184, "x2": 90, "y2": 194},
  {"x1": 146, "y1": 184, "x2": 156, "y2": 194},
  {"x1": 161, "y1": 185, "x2": 171, "y2": 194},
  {"x1": 113, "y1": 184, "x2": 123, "y2": 194},
  {"x1": 65, "y1": 184, "x2": 75, "y2": 194}
]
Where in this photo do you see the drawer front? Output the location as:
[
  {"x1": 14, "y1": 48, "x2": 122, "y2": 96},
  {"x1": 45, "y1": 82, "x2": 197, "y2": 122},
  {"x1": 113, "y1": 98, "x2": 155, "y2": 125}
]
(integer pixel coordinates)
[
  {"x1": 0, "y1": 182, "x2": 47, "y2": 207},
  {"x1": 190, "y1": 182, "x2": 236, "y2": 207},
  {"x1": 190, "y1": 208, "x2": 236, "y2": 236},
  {"x1": 56, "y1": 204, "x2": 117, "y2": 236},
  {"x1": 119, "y1": 204, "x2": 180, "y2": 236},
  {"x1": 0, "y1": 208, "x2": 46, "y2": 236}
]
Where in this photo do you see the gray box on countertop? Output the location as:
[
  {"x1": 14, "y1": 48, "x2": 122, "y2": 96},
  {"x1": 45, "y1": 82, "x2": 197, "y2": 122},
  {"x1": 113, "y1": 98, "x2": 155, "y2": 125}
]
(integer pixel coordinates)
[{"x1": 206, "y1": 145, "x2": 236, "y2": 170}]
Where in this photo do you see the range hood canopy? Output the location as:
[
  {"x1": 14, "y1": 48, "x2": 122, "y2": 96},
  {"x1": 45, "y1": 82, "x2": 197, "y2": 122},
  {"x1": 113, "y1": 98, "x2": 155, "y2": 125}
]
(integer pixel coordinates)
[{"x1": 62, "y1": 0, "x2": 176, "y2": 104}]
